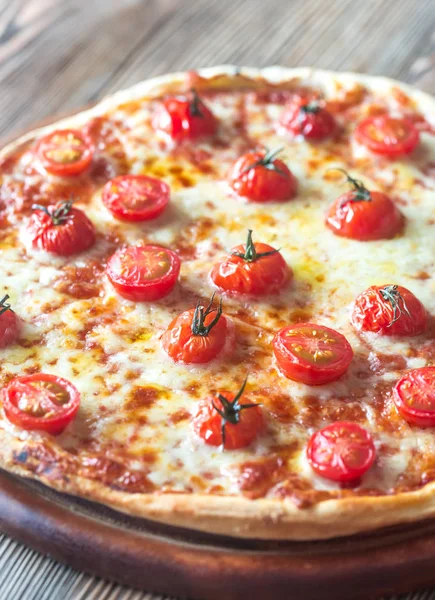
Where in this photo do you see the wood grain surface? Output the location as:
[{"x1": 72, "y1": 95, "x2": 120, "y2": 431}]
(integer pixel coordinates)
[{"x1": 1, "y1": 0, "x2": 435, "y2": 599}]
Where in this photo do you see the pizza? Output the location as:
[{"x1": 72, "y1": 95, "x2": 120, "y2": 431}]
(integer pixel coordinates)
[{"x1": 1, "y1": 65, "x2": 435, "y2": 541}]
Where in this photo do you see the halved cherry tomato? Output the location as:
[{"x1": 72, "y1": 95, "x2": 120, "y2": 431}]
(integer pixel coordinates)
[
  {"x1": 162, "y1": 296, "x2": 234, "y2": 364},
  {"x1": 35, "y1": 129, "x2": 94, "y2": 176},
  {"x1": 102, "y1": 175, "x2": 170, "y2": 222},
  {"x1": 2, "y1": 373, "x2": 80, "y2": 435},
  {"x1": 0, "y1": 294, "x2": 19, "y2": 348},
  {"x1": 354, "y1": 115, "x2": 419, "y2": 158},
  {"x1": 307, "y1": 421, "x2": 376, "y2": 482},
  {"x1": 153, "y1": 89, "x2": 217, "y2": 141},
  {"x1": 192, "y1": 379, "x2": 264, "y2": 449},
  {"x1": 106, "y1": 245, "x2": 181, "y2": 301},
  {"x1": 325, "y1": 171, "x2": 404, "y2": 241},
  {"x1": 280, "y1": 96, "x2": 336, "y2": 140},
  {"x1": 273, "y1": 323, "x2": 353, "y2": 385},
  {"x1": 210, "y1": 230, "x2": 291, "y2": 296},
  {"x1": 28, "y1": 201, "x2": 96, "y2": 256},
  {"x1": 352, "y1": 285, "x2": 427, "y2": 336},
  {"x1": 393, "y1": 367, "x2": 435, "y2": 427},
  {"x1": 229, "y1": 148, "x2": 298, "y2": 202}
]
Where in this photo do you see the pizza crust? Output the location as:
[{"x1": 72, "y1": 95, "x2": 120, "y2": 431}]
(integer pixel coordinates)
[
  {"x1": 3, "y1": 65, "x2": 435, "y2": 157},
  {"x1": 4, "y1": 427, "x2": 435, "y2": 541},
  {"x1": 2, "y1": 65, "x2": 435, "y2": 540}
]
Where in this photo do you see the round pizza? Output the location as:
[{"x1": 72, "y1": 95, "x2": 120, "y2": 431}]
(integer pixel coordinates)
[{"x1": 1, "y1": 65, "x2": 435, "y2": 540}]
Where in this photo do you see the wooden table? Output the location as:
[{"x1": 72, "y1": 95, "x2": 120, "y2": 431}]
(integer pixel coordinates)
[{"x1": 1, "y1": 0, "x2": 435, "y2": 598}]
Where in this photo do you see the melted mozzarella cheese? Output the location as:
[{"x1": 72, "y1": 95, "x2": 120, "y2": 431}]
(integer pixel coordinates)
[{"x1": 1, "y1": 69, "x2": 435, "y2": 500}]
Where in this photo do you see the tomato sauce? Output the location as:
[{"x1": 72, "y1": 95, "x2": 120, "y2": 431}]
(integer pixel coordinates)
[
  {"x1": 54, "y1": 261, "x2": 104, "y2": 299},
  {"x1": 238, "y1": 456, "x2": 285, "y2": 499}
]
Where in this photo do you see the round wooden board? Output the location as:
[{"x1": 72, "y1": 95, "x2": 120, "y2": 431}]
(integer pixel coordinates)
[{"x1": 2, "y1": 469, "x2": 435, "y2": 599}]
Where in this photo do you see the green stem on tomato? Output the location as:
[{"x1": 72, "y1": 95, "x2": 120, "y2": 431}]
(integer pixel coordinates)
[
  {"x1": 232, "y1": 230, "x2": 279, "y2": 263},
  {"x1": 328, "y1": 168, "x2": 372, "y2": 204},
  {"x1": 32, "y1": 199, "x2": 74, "y2": 226},
  {"x1": 0, "y1": 294, "x2": 12, "y2": 316},
  {"x1": 211, "y1": 376, "x2": 260, "y2": 449},
  {"x1": 379, "y1": 285, "x2": 411, "y2": 327},
  {"x1": 241, "y1": 147, "x2": 289, "y2": 178},
  {"x1": 189, "y1": 88, "x2": 204, "y2": 118},
  {"x1": 300, "y1": 101, "x2": 321, "y2": 115},
  {"x1": 191, "y1": 293, "x2": 223, "y2": 336}
]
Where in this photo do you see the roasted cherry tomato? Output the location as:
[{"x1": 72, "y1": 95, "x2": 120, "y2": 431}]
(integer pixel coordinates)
[
  {"x1": 162, "y1": 295, "x2": 234, "y2": 364},
  {"x1": 210, "y1": 230, "x2": 291, "y2": 296},
  {"x1": 273, "y1": 323, "x2": 353, "y2": 385},
  {"x1": 393, "y1": 367, "x2": 435, "y2": 427},
  {"x1": 2, "y1": 373, "x2": 80, "y2": 435},
  {"x1": 307, "y1": 421, "x2": 376, "y2": 483},
  {"x1": 106, "y1": 245, "x2": 181, "y2": 302},
  {"x1": 102, "y1": 175, "x2": 170, "y2": 222},
  {"x1": 0, "y1": 294, "x2": 19, "y2": 348},
  {"x1": 280, "y1": 96, "x2": 337, "y2": 140},
  {"x1": 28, "y1": 200, "x2": 96, "y2": 256},
  {"x1": 352, "y1": 284, "x2": 427, "y2": 336},
  {"x1": 35, "y1": 129, "x2": 94, "y2": 176},
  {"x1": 192, "y1": 378, "x2": 264, "y2": 449},
  {"x1": 153, "y1": 89, "x2": 217, "y2": 141},
  {"x1": 325, "y1": 170, "x2": 404, "y2": 241},
  {"x1": 228, "y1": 148, "x2": 298, "y2": 202},
  {"x1": 354, "y1": 115, "x2": 419, "y2": 158}
]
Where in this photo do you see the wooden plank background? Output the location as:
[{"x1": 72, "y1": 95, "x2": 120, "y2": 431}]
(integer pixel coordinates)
[{"x1": 1, "y1": 0, "x2": 435, "y2": 598}]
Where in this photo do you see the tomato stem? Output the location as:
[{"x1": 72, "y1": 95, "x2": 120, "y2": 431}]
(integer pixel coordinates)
[
  {"x1": 379, "y1": 285, "x2": 411, "y2": 327},
  {"x1": 32, "y1": 200, "x2": 74, "y2": 226},
  {"x1": 191, "y1": 293, "x2": 223, "y2": 336},
  {"x1": 241, "y1": 147, "x2": 288, "y2": 178},
  {"x1": 0, "y1": 294, "x2": 12, "y2": 316},
  {"x1": 189, "y1": 88, "x2": 204, "y2": 118},
  {"x1": 232, "y1": 230, "x2": 279, "y2": 263},
  {"x1": 328, "y1": 168, "x2": 372, "y2": 203},
  {"x1": 300, "y1": 101, "x2": 321, "y2": 115},
  {"x1": 211, "y1": 376, "x2": 260, "y2": 449}
]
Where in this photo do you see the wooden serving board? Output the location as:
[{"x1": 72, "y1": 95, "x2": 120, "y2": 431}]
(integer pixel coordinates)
[
  {"x1": 3, "y1": 468, "x2": 435, "y2": 600},
  {"x1": 1, "y1": 60, "x2": 435, "y2": 600}
]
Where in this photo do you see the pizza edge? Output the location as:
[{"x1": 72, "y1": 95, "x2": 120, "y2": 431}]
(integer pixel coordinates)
[
  {"x1": 1, "y1": 65, "x2": 435, "y2": 541},
  {"x1": 2, "y1": 64, "x2": 435, "y2": 159},
  {"x1": 4, "y1": 429, "x2": 435, "y2": 541}
]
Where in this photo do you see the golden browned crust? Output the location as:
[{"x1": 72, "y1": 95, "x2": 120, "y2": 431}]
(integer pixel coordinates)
[
  {"x1": 2, "y1": 66, "x2": 435, "y2": 541},
  {"x1": 4, "y1": 427, "x2": 435, "y2": 541}
]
